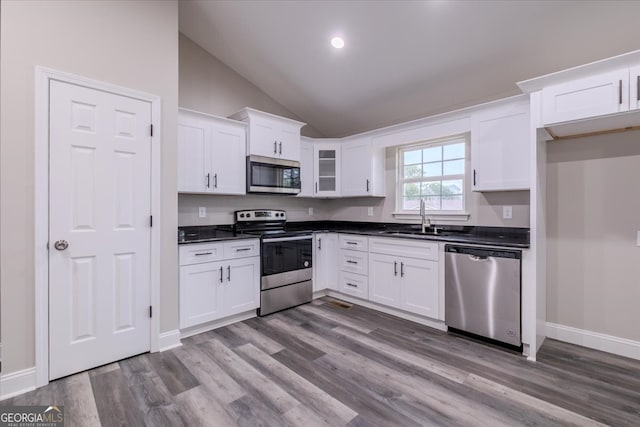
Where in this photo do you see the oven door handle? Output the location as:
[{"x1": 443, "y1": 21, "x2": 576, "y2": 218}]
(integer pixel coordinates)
[{"x1": 262, "y1": 235, "x2": 313, "y2": 243}]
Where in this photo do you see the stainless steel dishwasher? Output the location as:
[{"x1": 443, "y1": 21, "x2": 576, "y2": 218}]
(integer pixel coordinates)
[{"x1": 445, "y1": 245, "x2": 521, "y2": 347}]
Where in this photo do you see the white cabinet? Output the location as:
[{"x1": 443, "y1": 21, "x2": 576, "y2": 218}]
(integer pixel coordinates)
[
  {"x1": 341, "y1": 137, "x2": 385, "y2": 197},
  {"x1": 313, "y1": 233, "x2": 338, "y2": 291},
  {"x1": 368, "y1": 237, "x2": 440, "y2": 319},
  {"x1": 298, "y1": 137, "x2": 315, "y2": 197},
  {"x1": 337, "y1": 234, "x2": 368, "y2": 299},
  {"x1": 229, "y1": 107, "x2": 305, "y2": 162},
  {"x1": 630, "y1": 66, "x2": 640, "y2": 111},
  {"x1": 179, "y1": 239, "x2": 260, "y2": 329},
  {"x1": 541, "y1": 69, "x2": 629, "y2": 125},
  {"x1": 313, "y1": 141, "x2": 341, "y2": 197},
  {"x1": 178, "y1": 109, "x2": 246, "y2": 195},
  {"x1": 471, "y1": 98, "x2": 530, "y2": 192}
]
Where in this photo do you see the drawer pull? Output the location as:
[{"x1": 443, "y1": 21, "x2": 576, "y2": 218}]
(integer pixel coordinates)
[
  {"x1": 194, "y1": 252, "x2": 213, "y2": 256},
  {"x1": 346, "y1": 260, "x2": 358, "y2": 264},
  {"x1": 346, "y1": 241, "x2": 357, "y2": 245},
  {"x1": 235, "y1": 248, "x2": 251, "y2": 252},
  {"x1": 346, "y1": 282, "x2": 357, "y2": 288}
]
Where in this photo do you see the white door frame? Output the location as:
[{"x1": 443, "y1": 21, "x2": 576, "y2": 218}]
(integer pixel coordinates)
[{"x1": 34, "y1": 67, "x2": 162, "y2": 387}]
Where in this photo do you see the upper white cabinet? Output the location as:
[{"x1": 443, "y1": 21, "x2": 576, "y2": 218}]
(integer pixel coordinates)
[
  {"x1": 313, "y1": 141, "x2": 341, "y2": 197},
  {"x1": 471, "y1": 98, "x2": 530, "y2": 192},
  {"x1": 341, "y1": 136, "x2": 385, "y2": 197},
  {"x1": 298, "y1": 137, "x2": 315, "y2": 197},
  {"x1": 630, "y1": 65, "x2": 640, "y2": 111},
  {"x1": 178, "y1": 109, "x2": 246, "y2": 195},
  {"x1": 229, "y1": 107, "x2": 305, "y2": 162},
  {"x1": 541, "y1": 69, "x2": 629, "y2": 125}
]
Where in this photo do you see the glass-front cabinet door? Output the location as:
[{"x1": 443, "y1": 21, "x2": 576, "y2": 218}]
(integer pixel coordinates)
[{"x1": 313, "y1": 142, "x2": 341, "y2": 197}]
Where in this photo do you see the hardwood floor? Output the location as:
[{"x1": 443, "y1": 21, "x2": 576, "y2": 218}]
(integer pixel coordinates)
[{"x1": 3, "y1": 297, "x2": 639, "y2": 426}]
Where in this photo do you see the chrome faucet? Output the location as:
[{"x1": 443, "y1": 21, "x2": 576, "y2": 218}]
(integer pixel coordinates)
[{"x1": 420, "y1": 198, "x2": 431, "y2": 233}]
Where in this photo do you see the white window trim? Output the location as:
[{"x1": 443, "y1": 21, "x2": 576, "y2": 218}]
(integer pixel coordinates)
[{"x1": 395, "y1": 134, "x2": 469, "y2": 217}]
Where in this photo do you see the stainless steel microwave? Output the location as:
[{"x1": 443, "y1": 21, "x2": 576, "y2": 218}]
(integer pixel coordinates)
[{"x1": 246, "y1": 155, "x2": 301, "y2": 194}]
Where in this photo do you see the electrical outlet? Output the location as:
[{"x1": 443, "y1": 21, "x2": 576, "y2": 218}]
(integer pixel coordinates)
[
  {"x1": 502, "y1": 206, "x2": 513, "y2": 220},
  {"x1": 308, "y1": 207, "x2": 314, "y2": 216},
  {"x1": 198, "y1": 207, "x2": 206, "y2": 218},
  {"x1": 368, "y1": 207, "x2": 374, "y2": 217}
]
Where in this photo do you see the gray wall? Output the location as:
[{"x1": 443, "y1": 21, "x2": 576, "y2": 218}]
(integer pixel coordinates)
[
  {"x1": 0, "y1": 0, "x2": 179, "y2": 375},
  {"x1": 179, "y1": 34, "x2": 324, "y2": 138},
  {"x1": 547, "y1": 130, "x2": 640, "y2": 341}
]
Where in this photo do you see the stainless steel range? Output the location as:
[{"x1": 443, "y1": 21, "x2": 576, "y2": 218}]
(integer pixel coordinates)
[{"x1": 234, "y1": 210, "x2": 313, "y2": 316}]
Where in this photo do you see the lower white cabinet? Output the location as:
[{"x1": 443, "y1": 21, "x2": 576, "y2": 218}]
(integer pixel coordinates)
[
  {"x1": 368, "y1": 237, "x2": 440, "y2": 319},
  {"x1": 314, "y1": 233, "x2": 338, "y2": 291},
  {"x1": 339, "y1": 270, "x2": 369, "y2": 299},
  {"x1": 179, "y1": 240, "x2": 260, "y2": 329}
]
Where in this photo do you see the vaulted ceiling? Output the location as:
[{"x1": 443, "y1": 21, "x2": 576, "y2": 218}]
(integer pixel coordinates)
[{"x1": 179, "y1": 1, "x2": 640, "y2": 137}]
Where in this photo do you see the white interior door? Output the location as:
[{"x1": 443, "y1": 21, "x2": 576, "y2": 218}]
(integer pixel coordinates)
[{"x1": 49, "y1": 80, "x2": 152, "y2": 380}]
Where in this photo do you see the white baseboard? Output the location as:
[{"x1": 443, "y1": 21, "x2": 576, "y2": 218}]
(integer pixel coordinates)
[
  {"x1": 0, "y1": 367, "x2": 37, "y2": 400},
  {"x1": 325, "y1": 290, "x2": 447, "y2": 332},
  {"x1": 179, "y1": 310, "x2": 257, "y2": 340},
  {"x1": 158, "y1": 329, "x2": 182, "y2": 352},
  {"x1": 546, "y1": 322, "x2": 640, "y2": 361}
]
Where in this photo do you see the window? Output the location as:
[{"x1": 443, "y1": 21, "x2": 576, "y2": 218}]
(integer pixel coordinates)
[{"x1": 397, "y1": 135, "x2": 466, "y2": 213}]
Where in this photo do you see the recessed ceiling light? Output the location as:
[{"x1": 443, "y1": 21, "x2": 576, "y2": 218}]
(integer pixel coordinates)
[{"x1": 331, "y1": 37, "x2": 345, "y2": 49}]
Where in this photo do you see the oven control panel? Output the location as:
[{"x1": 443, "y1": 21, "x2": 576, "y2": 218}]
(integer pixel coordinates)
[{"x1": 235, "y1": 209, "x2": 286, "y2": 222}]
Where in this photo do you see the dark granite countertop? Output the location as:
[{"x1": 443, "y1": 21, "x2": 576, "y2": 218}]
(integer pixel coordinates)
[{"x1": 179, "y1": 221, "x2": 529, "y2": 248}]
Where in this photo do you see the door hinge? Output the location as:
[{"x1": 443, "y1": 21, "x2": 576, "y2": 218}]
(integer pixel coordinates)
[
  {"x1": 149, "y1": 305, "x2": 153, "y2": 318},
  {"x1": 46, "y1": 241, "x2": 49, "y2": 250},
  {"x1": 150, "y1": 215, "x2": 153, "y2": 227},
  {"x1": 150, "y1": 124, "x2": 154, "y2": 137}
]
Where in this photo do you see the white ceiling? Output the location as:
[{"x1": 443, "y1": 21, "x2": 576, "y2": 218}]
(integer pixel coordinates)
[{"x1": 179, "y1": 1, "x2": 640, "y2": 137}]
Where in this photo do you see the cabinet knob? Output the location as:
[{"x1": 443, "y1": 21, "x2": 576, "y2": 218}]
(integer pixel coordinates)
[{"x1": 54, "y1": 240, "x2": 69, "y2": 251}]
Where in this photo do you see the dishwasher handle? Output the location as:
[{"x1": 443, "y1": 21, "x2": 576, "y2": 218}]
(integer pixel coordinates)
[{"x1": 445, "y1": 244, "x2": 521, "y2": 260}]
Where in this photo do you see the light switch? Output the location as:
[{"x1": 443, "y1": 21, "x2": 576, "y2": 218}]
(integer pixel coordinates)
[
  {"x1": 368, "y1": 207, "x2": 374, "y2": 217},
  {"x1": 198, "y1": 207, "x2": 206, "y2": 218},
  {"x1": 502, "y1": 206, "x2": 513, "y2": 220},
  {"x1": 308, "y1": 207, "x2": 314, "y2": 216}
]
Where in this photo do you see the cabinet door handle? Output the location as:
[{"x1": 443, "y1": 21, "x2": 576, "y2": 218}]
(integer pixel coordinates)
[
  {"x1": 400, "y1": 262, "x2": 405, "y2": 277},
  {"x1": 315, "y1": 182, "x2": 318, "y2": 193},
  {"x1": 473, "y1": 169, "x2": 477, "y2": 186},
  {"x1": 346, "y1": 282, "x2": 357, "y2": 288},
  {"x1": 637, "y1": 75, "x2": 639, "y2": 101},
  {"x1": 318, "y1": 238, "x2": 322, "y2": 250},
  {"x1": 214, "y1": 173, "x2": 218, "y2": 189},
  {"x1": 394, "y1": 261, "x2": 398, "y2": 276},
  {"x1": 279, "y1": 142, "x2": 282, "y2": 155},
  {"x1": 274, "y1": 141, "x2": 277, "y2": 154},
  {"x1": 194, "y1": 252, "x2": 213, "y2": 256},
  {"x1": 206, "y1": 173, "x2": 210, "y2": 188},
  {"x1": 219, "y1": 266, "x2": 223, "y2": 283},
  {"x1": 346, "y1": 260, "x2": 358, "y2": 264},
  {"x1": 227, "y1": 265, "x2": 231, "y2": 282},
  {"x1": 366, "y1": 179, "x2": 370, "y2": 192},
  {"x1": 619, "y1": 79, "x2": 623, "y2": 105}
]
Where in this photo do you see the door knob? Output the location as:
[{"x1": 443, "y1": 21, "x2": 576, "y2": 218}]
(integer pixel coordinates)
[{"x1": 54, "y1": 240, "x2": 69, "y2": 251}]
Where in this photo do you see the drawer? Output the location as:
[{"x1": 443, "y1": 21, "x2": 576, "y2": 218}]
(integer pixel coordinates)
[
  {"x1": 339, "y1": 249, "x2": 368, "y2": 275},
  {"x1": 224, "y1": 239, "x2": 260, "y2": 259},
  {"x1": 339, "y1": 234, "x2": 369, "y2": 251},
  {"x1": 179, "y1": 242, "x2": 224, "y2": 266},
  {"x1": 369, "y1": 237, "x2": 439, "y2": 261},
  {"x1": 339, "y1": 271, "x2": 369, "y2": 299}
]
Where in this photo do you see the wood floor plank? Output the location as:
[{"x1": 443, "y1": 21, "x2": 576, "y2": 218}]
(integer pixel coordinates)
[
  {"x1": 199, "y1": 338, "x2": 301, "y2": 414},
  {"x1": 234, "y1": 342, "x2": 358, "y2": 425},
  {"x1": 297, "y1": 303, "x2": 375, "y2": 333},
  {"x1": 226, "y1": 321, "x2": 285, "y2": 354},
  {"x1": 226, "y1": 394, "x2": 292, "y2": 427},
  {"x1": 146, "y1": 350, "x2": 199, "y2": 396},
  {"x1": 89, "y1": 366, "x2": 147, "y2": 427},
  {"x1": 60, "y1": 372, "x2": 101, "y2": 427},
  {"x1": 172, "y1": 343, "x2": 245, "y2": 405},
  {"x1": 174, "y1": 386, "x2": 239, "y2": 427},
  {"x1": 243, "y1": 316, "x2": 326, "y2": 360},
  {"x1": 119, "y1": 355, "x2": 187, "y2": 427}
]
